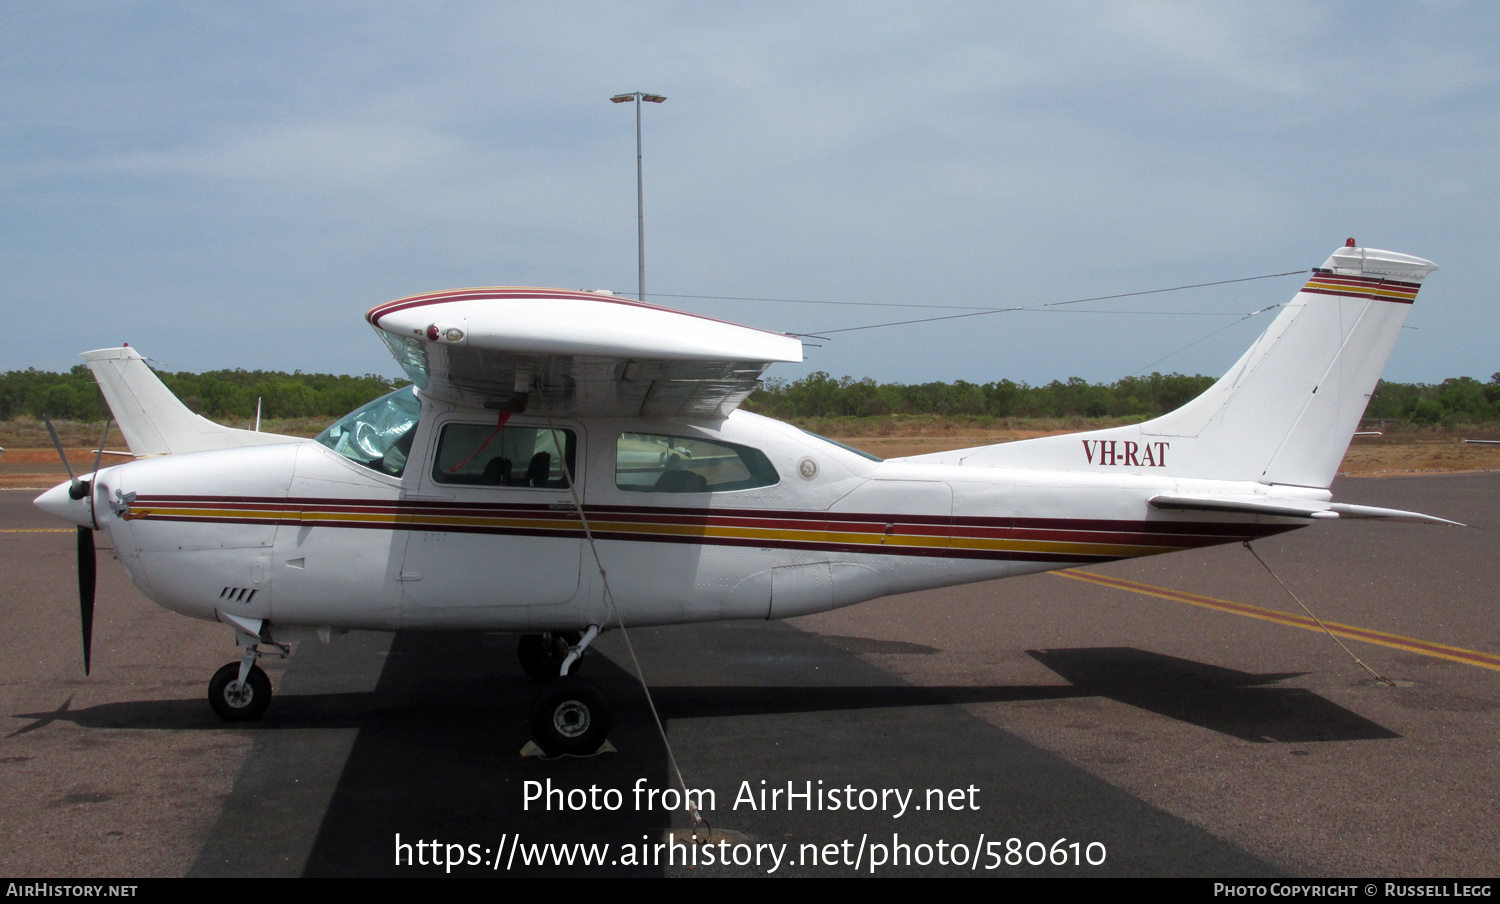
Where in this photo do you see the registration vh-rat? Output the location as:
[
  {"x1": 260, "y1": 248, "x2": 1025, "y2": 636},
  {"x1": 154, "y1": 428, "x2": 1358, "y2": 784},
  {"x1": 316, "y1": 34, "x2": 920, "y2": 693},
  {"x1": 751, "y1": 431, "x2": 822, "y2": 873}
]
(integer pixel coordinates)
[{"x1": 34, "y1": 240, "x2": 1458, "y2": 754}]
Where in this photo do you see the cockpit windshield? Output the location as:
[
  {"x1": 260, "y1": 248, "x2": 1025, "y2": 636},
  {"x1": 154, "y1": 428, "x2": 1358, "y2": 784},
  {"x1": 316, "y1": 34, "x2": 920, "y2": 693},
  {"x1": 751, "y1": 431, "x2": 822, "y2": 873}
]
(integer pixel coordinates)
[{"x1": 315, "y1": 386, "x2": 422, "y2": 476}]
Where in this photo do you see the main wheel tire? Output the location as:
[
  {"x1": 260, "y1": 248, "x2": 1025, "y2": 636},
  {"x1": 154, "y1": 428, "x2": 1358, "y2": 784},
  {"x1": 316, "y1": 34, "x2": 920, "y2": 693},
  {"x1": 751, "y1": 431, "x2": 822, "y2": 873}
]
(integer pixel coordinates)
[
  {"x1": 208, "y1": 662, "x2": 272, "y2": 721},
  {"x1": 531, "y1": 676, "x2": 610, "y2": 756},
  {"x1": 517, "y1": 631, "x2": 583, "y2": 682}
]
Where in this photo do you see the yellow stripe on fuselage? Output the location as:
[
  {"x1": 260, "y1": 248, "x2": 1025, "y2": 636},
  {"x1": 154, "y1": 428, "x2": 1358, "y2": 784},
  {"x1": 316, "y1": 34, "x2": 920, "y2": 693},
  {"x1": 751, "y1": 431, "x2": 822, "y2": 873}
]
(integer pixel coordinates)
[{"x1": 129, "y1": 505, "x2": 1202, "y2": 560}]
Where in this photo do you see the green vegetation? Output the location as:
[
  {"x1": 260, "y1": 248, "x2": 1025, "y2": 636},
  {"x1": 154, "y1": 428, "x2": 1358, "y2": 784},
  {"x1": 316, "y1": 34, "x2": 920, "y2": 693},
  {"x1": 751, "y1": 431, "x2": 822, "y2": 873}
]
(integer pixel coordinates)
[
  {"x1": 744, "y1": 371, "x2": 1500, "y2": 427},
  {"x1": 3, "y1": 365, "x2": 1499, "y2": 435},
  {"x1": 746, "y1": 372, "x2": 1215, "y2": 419},
  {"x1": 1361, "y1": 375, "x2": 1500, "y2": 426},
  {"x1": 0, "y1": 365, "x2": 409, "y2": 423}
]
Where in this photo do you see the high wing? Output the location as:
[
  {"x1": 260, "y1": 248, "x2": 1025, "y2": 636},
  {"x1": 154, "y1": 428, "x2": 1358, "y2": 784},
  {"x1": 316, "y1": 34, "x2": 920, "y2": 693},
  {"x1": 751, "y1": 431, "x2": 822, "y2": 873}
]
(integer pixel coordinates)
[{"x1": 366, "y1": 288, "x2": 804, "y2": 418}]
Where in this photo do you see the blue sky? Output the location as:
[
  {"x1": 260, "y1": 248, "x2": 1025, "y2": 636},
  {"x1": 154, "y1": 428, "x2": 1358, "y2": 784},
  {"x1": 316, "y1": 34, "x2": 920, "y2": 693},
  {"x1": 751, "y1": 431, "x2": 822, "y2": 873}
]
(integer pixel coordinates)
[{"x1": 2, "y1": 2, "x2": 1495, "y2": 390}]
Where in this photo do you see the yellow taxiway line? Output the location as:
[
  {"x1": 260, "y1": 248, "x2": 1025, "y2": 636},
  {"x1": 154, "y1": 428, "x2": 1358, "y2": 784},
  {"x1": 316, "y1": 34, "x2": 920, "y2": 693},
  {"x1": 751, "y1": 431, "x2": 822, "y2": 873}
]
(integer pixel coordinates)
[{"x1": 1055, "y1": 569, "x2": 1500, "y2": 673}]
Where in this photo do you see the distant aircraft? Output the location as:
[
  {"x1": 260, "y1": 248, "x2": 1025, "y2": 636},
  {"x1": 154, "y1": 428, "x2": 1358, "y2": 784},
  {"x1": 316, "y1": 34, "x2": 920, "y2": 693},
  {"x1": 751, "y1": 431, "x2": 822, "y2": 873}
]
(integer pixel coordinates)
[{"x1": 35, "y1": 241, "x2": 1457, "y2": 754}]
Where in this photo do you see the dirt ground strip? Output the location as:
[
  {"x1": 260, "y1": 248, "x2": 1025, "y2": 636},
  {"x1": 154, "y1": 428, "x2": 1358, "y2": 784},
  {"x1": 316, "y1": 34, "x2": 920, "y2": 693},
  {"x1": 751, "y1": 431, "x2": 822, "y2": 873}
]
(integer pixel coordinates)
[{"x1": 5, "y1": 432, "x2": 1499, "y2": 488}]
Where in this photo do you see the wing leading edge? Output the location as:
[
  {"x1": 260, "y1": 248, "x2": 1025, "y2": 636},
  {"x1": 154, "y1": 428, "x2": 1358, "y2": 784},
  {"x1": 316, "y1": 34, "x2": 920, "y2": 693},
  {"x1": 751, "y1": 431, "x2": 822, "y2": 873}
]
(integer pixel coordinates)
[{"x1": 367, "y1": 288, "x2": 803, "y2": 418}]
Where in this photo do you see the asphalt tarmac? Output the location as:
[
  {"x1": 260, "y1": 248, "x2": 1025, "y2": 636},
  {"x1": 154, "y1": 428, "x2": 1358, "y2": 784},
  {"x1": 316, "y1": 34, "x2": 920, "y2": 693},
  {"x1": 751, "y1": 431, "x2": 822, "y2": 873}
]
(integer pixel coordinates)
[{"x1": 1, "y1": 474, "x2": 1496, "y2": 877}]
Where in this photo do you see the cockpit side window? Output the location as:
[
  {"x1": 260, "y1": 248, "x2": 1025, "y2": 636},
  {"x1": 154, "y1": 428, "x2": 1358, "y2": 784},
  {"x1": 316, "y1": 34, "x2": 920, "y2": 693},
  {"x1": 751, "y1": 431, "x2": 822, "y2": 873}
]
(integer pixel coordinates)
[
  {"x1": 615, "y1": 433, "x2": 778, "y2": 493},
  {"x1": 315, "y1": 387, "x2": 422, "y2": 477},
  {"x1": 432, "y1": 423, "x2": 577, "y2": 488}
]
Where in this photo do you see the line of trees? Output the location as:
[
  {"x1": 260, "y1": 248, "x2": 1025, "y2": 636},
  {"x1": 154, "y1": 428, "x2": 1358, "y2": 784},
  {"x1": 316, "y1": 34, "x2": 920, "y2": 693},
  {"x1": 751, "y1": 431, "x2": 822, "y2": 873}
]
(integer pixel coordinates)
[
  {"x1": 744, "y1": 371, "x2": 1500, "y2": 425},
  {"x1": 0, "y1": 366, "x2": 409, "y2": 423},
  {"x1": 4, "y1": 365, "x2": 1499, "y2": 427}
]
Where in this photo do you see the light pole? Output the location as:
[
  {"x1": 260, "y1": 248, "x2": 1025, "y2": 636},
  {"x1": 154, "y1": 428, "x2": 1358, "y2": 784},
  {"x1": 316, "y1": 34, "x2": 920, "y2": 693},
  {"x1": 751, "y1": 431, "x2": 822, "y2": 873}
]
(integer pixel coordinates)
[{"x1": 610, "y1": 92, "x2": 666, "y2": 303}]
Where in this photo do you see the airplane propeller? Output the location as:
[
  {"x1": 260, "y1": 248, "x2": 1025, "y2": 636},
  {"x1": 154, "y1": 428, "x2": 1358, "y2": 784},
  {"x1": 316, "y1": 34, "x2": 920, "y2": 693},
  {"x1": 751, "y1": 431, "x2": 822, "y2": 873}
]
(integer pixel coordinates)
[
  {"x1": 76, "y1": 524, "x2": 95, "y2": 674},
  {"x1": 42, "y1": 413, "x2": 111, "y2": 676}
]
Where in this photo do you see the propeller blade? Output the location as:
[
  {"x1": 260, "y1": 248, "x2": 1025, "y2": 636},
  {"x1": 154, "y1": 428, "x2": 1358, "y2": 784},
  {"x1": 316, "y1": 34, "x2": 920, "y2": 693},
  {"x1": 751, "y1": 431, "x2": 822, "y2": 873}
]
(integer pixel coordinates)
[
  {"x1": 42, "y1": 413, "x2": 82, "y2": 497},
  {"x1": 76, "y1": 526, "x2": 96, "y2": 675},
  {"x1": 89, "y1": 418, "x2": 110, "y2": 481}
]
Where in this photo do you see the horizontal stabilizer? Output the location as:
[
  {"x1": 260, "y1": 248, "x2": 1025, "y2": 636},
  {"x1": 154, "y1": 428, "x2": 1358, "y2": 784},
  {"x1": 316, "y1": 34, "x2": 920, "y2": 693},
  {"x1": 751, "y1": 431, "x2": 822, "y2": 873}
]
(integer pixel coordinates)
[
  {"x1": 1327, "y1": 502, "x2": 1464, "y2": 526},
  {"x1": 1149, "y1": 493, "x2": 1462, "y2": 526},
  {"x1": 1149, "y1": 493, "x2": 1338, "y2": 519}
]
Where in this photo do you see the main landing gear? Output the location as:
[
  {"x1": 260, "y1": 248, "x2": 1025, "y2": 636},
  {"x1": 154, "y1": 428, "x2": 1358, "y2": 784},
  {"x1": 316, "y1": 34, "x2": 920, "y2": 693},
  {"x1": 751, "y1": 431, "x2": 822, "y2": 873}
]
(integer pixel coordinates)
[
  {"x1": 517, "y1": 631, "x2": 582, "y2": 682},
  {"x1": 522, "y1": 626, "x2": 611, "y2": 755}
]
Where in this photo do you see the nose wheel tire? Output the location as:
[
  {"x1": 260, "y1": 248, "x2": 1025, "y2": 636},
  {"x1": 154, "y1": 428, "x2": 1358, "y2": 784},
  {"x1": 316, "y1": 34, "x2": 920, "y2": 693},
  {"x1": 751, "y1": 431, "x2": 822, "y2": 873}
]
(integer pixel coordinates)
[
  {"x1": 531, "y1": 676, "x2": 610, "y2": 756},
  {"x1": 208, "y1": 662, "x2": 272, "y2": 721},
  {"x1": 518, "y1": 631, "x2": 583, "y2": 682}
]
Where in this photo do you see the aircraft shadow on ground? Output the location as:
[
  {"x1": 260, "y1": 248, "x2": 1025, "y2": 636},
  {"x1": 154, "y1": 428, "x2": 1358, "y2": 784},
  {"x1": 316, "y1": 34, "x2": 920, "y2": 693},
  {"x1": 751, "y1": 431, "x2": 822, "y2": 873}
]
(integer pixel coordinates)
[
  {"x1": 195, "y1": 627, "x2": 1285, "y2": 877},
  {"x1": 1027, "y1": 647, "x2": 1401, "y2": 743},
  {"x1": 9, "y1": 628, "x2": 1383, "y2": 876},
  {"x1": 10, "y1": 645, "x2": 1394, "y2": 747}
]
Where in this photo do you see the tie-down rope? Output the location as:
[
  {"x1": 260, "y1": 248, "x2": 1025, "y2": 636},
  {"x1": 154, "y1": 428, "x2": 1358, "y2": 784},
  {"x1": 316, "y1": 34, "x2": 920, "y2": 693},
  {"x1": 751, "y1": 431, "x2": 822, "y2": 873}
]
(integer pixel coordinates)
[
  {"x1": 1244, "y1": 541, "x2": 1395, "y2": 687},
  {"x1": 538, "y1": 392, "x2": 710, "y2": 831}
]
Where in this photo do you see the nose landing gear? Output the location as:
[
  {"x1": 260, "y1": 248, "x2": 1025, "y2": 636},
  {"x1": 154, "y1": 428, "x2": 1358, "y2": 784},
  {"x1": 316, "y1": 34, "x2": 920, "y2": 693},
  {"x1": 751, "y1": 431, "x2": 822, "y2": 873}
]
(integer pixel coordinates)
[
  {"x1": 208, "y1": 661, "x2": 272, "y2": 721},
  {"x1": 208, "y1": 612, "x2": 283, "y2": 722}
]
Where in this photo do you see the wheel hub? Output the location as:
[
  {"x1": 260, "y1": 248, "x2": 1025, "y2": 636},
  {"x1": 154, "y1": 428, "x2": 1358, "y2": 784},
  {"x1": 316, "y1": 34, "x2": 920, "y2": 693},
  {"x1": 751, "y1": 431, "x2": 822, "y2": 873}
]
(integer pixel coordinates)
[
  {"x1": 224, "y1": 682, "x2": 252, "y2": 708},
  {"x1": 552, "y1": 700, "x2": 591, "y2": 738}
]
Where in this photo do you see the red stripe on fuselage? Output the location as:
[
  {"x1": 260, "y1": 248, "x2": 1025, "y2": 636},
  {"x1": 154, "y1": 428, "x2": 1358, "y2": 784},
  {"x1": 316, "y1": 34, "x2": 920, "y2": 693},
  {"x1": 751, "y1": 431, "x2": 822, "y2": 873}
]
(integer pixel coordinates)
[{"x1": 125, "y1": 494, "x2": 1298, "y2": 562}]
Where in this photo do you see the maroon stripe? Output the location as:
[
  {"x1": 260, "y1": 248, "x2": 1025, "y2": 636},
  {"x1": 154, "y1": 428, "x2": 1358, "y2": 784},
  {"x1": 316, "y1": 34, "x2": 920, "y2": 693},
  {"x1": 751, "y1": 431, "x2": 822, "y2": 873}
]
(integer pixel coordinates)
[
  {"x1": 131, "y1": 510, "x2": 1299, "y2": 561},
  {"x1": 1307, "y1": 269, "x2": 1422, "y2": 289},
  {"x1": 1301, "y1": 287, "x2": 1416, "y2": 304},
  {"x1": 142, "y1": 511, "x2": 1238, "y2": 549},
  {"x1": 363, "y1": 288, "x2": 794, "y2": 340},
  {"x1": 365, "y1": 288, "x2": 612, "y2": 325},
  {"x1": 582, "y1": 529, "x2": 1123, "y2": 563},
  {"x1": 133, "y1": 494, "x2": 1293, "y2": 538}
]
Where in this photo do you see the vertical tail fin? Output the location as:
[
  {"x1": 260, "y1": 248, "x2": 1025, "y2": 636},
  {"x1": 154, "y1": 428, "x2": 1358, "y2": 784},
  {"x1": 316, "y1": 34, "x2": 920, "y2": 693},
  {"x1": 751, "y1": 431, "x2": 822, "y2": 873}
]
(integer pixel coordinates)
[
  {"x1": 82, "y1": 347, "x2": 300, "y2": 456},
  {"x1": 899, "y1": 243, "x2": 1438, "y2": 488}
]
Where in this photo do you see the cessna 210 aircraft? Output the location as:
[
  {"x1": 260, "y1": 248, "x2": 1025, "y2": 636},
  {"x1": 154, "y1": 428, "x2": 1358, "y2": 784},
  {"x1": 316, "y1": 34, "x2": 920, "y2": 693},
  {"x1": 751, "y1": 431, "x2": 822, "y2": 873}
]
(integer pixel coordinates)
[{"x1": 34, "y1": 240, "x2": 1457, "y2": 754}]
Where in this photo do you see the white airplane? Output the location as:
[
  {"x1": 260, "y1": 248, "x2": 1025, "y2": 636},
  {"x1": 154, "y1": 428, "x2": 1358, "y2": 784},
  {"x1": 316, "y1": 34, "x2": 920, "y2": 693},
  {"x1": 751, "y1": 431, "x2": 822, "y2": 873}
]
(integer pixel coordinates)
[{"x1": 34, "y1": 241, "x2": 1458, "y2": 754}]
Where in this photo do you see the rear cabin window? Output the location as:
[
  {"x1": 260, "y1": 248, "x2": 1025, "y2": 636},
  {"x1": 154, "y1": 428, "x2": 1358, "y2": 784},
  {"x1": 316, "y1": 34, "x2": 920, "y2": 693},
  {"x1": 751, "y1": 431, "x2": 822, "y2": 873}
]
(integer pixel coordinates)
[
  {"x1": 615, "y1": 433, "x2": 778, "y2": 493},
  {"x1": 432, "y1": 423, "x2": 577, "y2": 488}
]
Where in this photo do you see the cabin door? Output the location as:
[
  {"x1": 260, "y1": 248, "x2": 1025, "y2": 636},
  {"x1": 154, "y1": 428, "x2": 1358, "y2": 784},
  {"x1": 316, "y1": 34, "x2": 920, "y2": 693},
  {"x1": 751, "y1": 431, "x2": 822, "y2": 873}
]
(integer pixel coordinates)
[{"x1": 398, "y1": 417, "x2": 584, "y2": 613}]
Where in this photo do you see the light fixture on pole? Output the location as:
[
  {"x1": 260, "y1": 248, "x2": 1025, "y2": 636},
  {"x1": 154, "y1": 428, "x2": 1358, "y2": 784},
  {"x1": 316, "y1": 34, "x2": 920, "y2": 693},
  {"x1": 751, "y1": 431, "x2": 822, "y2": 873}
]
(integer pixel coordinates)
[{"x1": 610, "y1": 92, "x2": 666, "y2": 302}]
